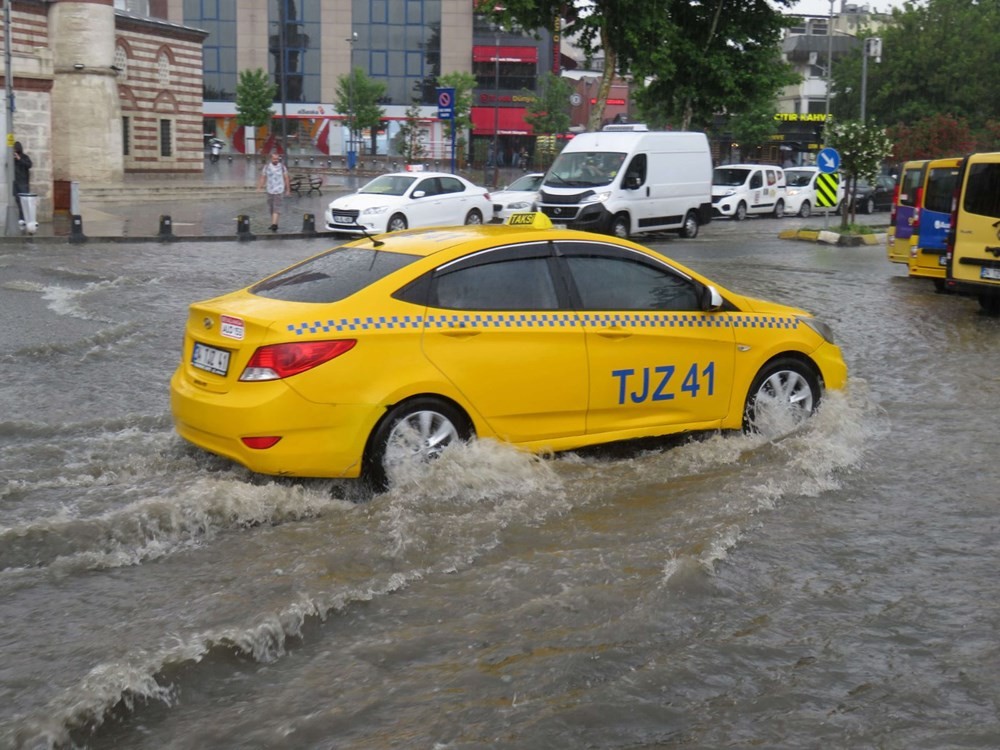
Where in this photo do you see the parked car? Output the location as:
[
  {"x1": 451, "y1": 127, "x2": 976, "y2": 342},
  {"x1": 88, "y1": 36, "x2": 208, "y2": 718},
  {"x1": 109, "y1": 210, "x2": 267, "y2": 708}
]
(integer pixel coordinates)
[
  {"x1": 325, "y1": 172, "x2": 492, "y2": 234},
  {"x1": 783, "y1": 166, "x2": 846, "y2": 217},
  {"x1": 711, "y1": 164, "x2": 786, "y2": 220},
  {"x1": 850, "y1": 173, "x2": 896, "y2": 213},
  {"x1": 491, "y1": 172, "x2": 544, "y2": 222},
  {"x1": 170, "y1": 211, "x2": 847, "y2": 490}
]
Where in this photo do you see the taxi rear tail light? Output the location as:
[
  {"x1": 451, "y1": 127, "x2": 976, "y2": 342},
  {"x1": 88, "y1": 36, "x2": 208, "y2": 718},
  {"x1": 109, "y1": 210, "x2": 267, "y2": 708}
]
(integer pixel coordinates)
[
  {"x1": 912, "y1": 187, "x2": 924, "y2": 230},
  {"x1": 240, "y1": 339, "x2": 357, "y2": 381}
]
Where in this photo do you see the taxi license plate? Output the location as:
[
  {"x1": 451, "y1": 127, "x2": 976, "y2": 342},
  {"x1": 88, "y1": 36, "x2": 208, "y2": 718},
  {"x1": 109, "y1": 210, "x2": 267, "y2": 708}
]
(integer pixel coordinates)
[
  {"x1": 192, "y1": 341, "x2": 230, "y2": 376},
  {"x1": 334, "y1": 215, "x2": 355, "y2": 224},
  {"x1": 981, "y1": 266, "x2": 1000, "y2": 281}
]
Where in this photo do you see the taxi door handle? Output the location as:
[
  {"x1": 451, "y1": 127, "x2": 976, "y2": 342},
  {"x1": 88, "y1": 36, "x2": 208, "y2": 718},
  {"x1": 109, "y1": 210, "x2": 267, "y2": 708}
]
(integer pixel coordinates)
[
  {"x1": 597, "y1": 329, "x2": 632, "y2": 339},
  {"x1": 441, "y1": 328, "x2": 481, "y2": 338}
]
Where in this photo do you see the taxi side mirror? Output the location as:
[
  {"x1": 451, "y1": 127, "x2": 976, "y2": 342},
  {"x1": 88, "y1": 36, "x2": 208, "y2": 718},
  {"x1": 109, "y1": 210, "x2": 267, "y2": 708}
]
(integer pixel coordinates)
[
  {"x1": 412, "y1": 190, "x2": 426, "y2": 199},
  {"x1": 701, "y1": 285, "x2": 724, "y2": 311}
]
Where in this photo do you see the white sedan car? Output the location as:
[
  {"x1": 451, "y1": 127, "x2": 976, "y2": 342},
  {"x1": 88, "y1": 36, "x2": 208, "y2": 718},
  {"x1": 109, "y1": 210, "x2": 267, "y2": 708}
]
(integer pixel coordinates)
[
  {"x1": 325, "y1": 172, "x2": 492, "y2": 234},
  {"x1": 491, "y1": 172, "x2": 544, "y2": 222}
]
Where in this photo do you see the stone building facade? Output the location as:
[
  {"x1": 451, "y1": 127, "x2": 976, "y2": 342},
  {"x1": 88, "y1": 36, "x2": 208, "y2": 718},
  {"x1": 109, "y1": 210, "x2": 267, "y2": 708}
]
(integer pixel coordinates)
[{"x1": 1, "y1": 0, "x2": 206, "y2": 226}]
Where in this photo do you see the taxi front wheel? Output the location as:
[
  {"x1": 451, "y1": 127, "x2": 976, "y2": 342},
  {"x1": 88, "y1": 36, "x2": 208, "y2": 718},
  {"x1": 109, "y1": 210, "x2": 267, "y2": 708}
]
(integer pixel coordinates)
[
  {"x1": 743, "y1": 357, "x2": 821, "y2": 435},
  {"x1": 364, "y1": 397, "x2": 473, "y2": 490}
]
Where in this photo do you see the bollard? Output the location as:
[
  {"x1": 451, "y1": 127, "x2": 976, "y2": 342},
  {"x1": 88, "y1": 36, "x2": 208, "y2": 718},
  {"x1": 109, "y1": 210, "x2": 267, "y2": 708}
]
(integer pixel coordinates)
[
  {"x1": 236, "y1": 214, "x2": 254, "y2": 242},
  {"x1": 302, "y1": 212, "x2": 316, "y2": 234},
  {"x1": 69, "y1": 214, "x2": 87, "y2": 244},
  {"x1": 158, "y1": 214, "x2": 176, "y2": 241}
]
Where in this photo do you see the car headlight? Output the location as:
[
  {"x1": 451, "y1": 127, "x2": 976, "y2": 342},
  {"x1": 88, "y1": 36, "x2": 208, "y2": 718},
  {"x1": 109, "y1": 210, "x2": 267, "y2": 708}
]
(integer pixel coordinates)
[
  {"x1": 787, "y1": 188, "x2": 801, "y2": 197},
  {"x1": 361, "y1": 206, "x2": 390, "y2": 215},
  {"x1": 580, "y1": 191, "x2": 612, "y2": 204},
  {"x1": 507, "y1": 200, "x2": 532, "y2": 210},
  {"x1": 799, "y1": 316, "x2": 836, "y2": 345}
]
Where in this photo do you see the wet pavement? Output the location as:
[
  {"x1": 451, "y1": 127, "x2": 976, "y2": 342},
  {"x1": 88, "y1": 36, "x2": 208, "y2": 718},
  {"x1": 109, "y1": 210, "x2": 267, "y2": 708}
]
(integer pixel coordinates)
[{"x1": 0, "y1": 158, "x2": 538, "y2": 244}]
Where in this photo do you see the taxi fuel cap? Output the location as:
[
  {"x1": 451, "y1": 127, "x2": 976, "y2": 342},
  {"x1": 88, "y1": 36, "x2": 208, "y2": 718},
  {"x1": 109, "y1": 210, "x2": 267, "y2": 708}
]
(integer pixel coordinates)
[{"x1": 506, "y1": 212, "x2": 553, "y2": 229}]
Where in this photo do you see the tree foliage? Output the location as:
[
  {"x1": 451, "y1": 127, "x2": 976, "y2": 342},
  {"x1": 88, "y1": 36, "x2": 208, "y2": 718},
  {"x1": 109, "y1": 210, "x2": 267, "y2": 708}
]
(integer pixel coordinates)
[
  {"x1": 394, "y1": 102, "x2": 427, "y2": 164},
  {"x1": 235, "y1": 68, "x2": 276, "y2": 128},
  {"x1": 437, "y1": 70, "x2": 477, "y2": 142},
  {"x1": 481, "y1": 0, "x2": 794, "y2": 132},
  {"x1": 827, "y1": 120, "x2": 893, "y2": 228},
  {"x1": 523, "y1": 72, "x2": 573, "y2": 136},
  {"x1": 334, "y1": 68, "x2": 387, "y2": 151},
  {"x1": 832, "y1": 0, "x2": 1000, "y2": 134},
  {"x1": 887, "y1": 113, "x2": 977, "y2": 162}
]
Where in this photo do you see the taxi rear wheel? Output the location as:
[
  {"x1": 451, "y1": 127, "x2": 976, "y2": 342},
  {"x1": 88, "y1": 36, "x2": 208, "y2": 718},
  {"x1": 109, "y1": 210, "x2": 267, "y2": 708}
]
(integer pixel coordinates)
[
  {"x1": 464, "y1": 209, "x2": 483, "y2": 225},
  {"x1": 364, "y1": 397, "x2": 473, "y2": 490},
  {"x1": 387, "y1": 213, "x2": 408, "y2": 232},
  {"x1": 743, "y1": 357, "x2": 821, "y2": 434},
  {"x1": 798, "y1": 201, "x2": 812, "y2": 218},
  {"x1": 772, "y1": 200, "x2": 785, "y2": 219}
]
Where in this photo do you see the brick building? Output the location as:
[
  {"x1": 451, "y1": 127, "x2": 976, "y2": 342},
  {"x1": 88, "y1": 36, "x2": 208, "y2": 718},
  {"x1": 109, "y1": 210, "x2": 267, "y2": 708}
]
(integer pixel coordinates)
[{"x1": 0, "y1": 0, "x2": 206, "y2": 226}]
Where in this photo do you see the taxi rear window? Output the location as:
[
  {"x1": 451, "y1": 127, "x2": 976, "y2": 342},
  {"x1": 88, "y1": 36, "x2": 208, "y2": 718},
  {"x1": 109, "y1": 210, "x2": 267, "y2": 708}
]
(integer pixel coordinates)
[
  {"x1": 964, "y1": 162, "x2": 1000, "y2": 219},
  {"x1": 251, "y1": 247, "x2": 418, "y2": 303}
]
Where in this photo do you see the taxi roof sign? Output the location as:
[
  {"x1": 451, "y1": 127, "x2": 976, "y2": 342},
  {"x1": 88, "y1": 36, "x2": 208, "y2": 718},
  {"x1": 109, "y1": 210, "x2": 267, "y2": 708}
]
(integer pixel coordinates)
[{"x1": 505, "y1": 212, "x2": 553, "y2": 229}]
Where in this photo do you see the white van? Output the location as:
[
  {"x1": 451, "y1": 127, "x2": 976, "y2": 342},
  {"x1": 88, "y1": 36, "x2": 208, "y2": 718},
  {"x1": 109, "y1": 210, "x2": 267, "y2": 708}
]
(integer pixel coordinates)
[
  {"x1": 712, "y1": 164, "x2": 787, "y2": 220},
  {"x1": 535, "y1": 125, "x2": 713, "y2": 238}
]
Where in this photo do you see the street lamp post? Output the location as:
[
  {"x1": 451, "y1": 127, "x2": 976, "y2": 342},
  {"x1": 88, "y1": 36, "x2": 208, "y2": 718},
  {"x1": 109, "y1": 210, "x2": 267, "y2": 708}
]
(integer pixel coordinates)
[
  {"x1": 860, "y1": 36, "x2": 881, "y2": 123},
  {"x1": 347, "y1": 31, "x2": 357, "y2": 169},
  {"x1": 492, "y1": 32, "x2": 500, "y2": 187},
  {"x1": 278, "y1": 1, "x2": 287, "y2": 155},
  {"x1": 4, "y1": 0, "x2": 18, "y2": 236},
  {"x1": 824, "y1": 0, "x2": 833, "y2": 133}
]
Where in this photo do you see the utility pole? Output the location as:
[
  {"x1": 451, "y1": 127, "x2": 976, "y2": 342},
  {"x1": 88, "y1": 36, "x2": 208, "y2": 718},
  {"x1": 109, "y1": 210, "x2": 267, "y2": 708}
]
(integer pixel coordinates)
[
  {"x1": 4, "y1": 0, "x2": 18, "y2": 236},
  {"x1": 347, "y1": 31, "x2": 357, "y2": 169},
  {"x1": 860, "y1": 37, "x2": 881, "y2": 124}
]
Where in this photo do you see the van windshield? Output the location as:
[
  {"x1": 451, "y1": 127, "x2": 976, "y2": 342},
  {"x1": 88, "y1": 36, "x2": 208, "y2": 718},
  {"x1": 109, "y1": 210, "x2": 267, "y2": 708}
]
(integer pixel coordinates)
[
  {"x1": 784, "y1": 170, "x2": 814, "y2": 188},
  {"x1": 545, "y1": 151, "x2": 626, "y2": 188},
  {"x1": 713, "y1": 168, "x2": 751, "y2": 187}
]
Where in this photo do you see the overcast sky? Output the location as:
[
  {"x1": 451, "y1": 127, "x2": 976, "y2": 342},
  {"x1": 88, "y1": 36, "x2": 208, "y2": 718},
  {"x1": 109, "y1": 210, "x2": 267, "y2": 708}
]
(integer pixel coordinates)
[{"x1": 786, "y1": 0, "x2": 912, "y2": 16}]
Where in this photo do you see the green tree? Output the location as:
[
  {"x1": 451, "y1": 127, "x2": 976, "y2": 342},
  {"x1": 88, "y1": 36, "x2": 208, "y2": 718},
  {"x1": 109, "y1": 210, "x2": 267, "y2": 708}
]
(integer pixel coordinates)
[
  {"x1": 726, "y1": 101, "x2": 783, "y2": 158},
  {"x1": 522, "y1": 72, "x2": 572, "y2": 137},
  {"x1": 335, "y1": 68, "x2": 387, "y2": 155},
  {"x1": 827, "y1": 120, "x2": 893, "y2": 228},
  {"x1": 832, "y1": 0, "x2": 1000, "y2": 130},
  {"x1": 394, "y1": 101, "x2": 427, "y2": 164},
  {"x1": 437, "y1": 71, "x2": 477, "y2": 165},
  {"x1": 481, "y1": 0, "x2": 794, "y2": 132},
  {"x1": 887, "y1": 113, "x2": 977, "y2": 162},
  {"x1": 235, "y1": 68, "x2": 276, "y2": 128}
]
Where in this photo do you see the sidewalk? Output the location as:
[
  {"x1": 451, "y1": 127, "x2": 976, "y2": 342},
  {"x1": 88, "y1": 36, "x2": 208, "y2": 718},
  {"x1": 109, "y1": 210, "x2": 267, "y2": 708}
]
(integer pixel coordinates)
[{"x1": 0, "y1": 157, "x2": 533, "y2": 244}]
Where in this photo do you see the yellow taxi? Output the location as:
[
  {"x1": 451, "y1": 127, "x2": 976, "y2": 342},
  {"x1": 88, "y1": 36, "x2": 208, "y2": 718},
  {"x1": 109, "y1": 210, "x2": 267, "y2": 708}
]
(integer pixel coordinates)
[{"x1": 170, "y1": 213, "x2": 848, "y2": 488}]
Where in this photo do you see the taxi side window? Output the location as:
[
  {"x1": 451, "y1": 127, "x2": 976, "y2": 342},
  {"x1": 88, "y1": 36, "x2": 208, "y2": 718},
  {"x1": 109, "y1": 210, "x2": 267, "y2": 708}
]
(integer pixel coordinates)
[
  {"x1": 415, "y1": 178, "x2": 440, "y2": 197},
  {"x1": 439, "y1": 176, "x2": 465, "y2": 194},
  {"x1": 750, "y1": 171, "x2": 764, "y2": 189},
  {"x1": 423, "y1": 242, "x2": 560, "y2": 311},
  {"x1": 557, "y1": 242, "x2": 700, "y2": 311}
]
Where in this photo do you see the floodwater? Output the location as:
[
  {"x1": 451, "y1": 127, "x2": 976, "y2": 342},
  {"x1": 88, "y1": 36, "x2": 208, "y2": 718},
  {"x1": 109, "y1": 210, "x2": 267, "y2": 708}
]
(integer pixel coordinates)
[{"x1": 2, "y1": 216, "x2": 999, "y2": 749}]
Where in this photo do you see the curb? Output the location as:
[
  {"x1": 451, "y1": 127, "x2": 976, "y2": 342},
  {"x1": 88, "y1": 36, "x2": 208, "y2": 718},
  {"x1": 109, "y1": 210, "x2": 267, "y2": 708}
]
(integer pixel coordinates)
[{"x1": 780, "y1": 228, "x2": 888, "y2": 246}]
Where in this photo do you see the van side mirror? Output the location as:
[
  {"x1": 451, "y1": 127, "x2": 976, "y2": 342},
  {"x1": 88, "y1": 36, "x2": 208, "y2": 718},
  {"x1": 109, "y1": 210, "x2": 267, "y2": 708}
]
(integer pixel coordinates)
[{"x1": 625, "y1": 174, "x2": 641, "y2": 189}]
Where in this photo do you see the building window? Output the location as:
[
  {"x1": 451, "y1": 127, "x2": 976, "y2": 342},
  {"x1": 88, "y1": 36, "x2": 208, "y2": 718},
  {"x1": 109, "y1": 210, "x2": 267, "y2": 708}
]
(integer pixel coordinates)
[
  {"x1": 158, "y1": 51, "x2": 171, "y2": 86},
  {"x1": 354, "y1": 0, "x2": 441, "y2": 105},
  {"x1": 160, "y1": 119, "x2": 173, "y2": 157},
  {"x1": 123, "y1": 116, "x2": 130, "y2": 156},
  {"x1": 114, "y1": 44, "x2": 129, "y2": 79},
  {"x1": 183, "y1": 0, "x2": 237, "y2": 101},
  {"x1": 269, "y1": 0, "x2": 321, "y2": 104}
]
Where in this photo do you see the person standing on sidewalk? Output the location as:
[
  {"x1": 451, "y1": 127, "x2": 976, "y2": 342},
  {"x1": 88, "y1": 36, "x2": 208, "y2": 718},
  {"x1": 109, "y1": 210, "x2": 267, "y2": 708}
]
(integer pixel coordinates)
[
  {"x1": 257, "y1": 152, "x2": 290, "y2": 231},
  {"x1": 13, "y1": 141, "x2": 32, "y2": 226}
]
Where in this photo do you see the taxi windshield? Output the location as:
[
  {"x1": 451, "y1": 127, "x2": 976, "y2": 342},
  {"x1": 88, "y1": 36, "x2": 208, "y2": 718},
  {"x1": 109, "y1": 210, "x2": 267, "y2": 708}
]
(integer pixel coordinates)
[
  {"x1": 358, "y1": 174, "x2": 417, "y2": 196},
  {"x1": 545, "y1": 151, "x2": 626, "y2": 188}
]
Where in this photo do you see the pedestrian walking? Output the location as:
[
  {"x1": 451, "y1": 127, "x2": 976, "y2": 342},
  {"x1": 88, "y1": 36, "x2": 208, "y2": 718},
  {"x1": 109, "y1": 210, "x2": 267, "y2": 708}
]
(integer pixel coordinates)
[
  {"x1": 257, "y1": 152, "x2": 290, "y2": 231},
  {"x1": 13, "y1": 141, "x2": 32, "y2": 226}
]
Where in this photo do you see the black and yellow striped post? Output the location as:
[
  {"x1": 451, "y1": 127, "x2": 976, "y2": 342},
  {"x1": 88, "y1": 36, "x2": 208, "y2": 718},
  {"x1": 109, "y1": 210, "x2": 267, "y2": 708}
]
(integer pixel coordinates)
[{"x1": 816, "y1": 172, "x2": 840, "y2": 211}]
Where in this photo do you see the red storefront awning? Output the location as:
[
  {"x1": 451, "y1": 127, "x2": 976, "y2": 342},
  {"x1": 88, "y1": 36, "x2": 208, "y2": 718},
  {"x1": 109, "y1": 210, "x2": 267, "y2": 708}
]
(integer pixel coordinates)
[
  {"x1": 471, "y1": 107, "x2": 533, "y2": 136},
  {"x1": 472, "y1": 45, "x2": 538, "y2": 64}
]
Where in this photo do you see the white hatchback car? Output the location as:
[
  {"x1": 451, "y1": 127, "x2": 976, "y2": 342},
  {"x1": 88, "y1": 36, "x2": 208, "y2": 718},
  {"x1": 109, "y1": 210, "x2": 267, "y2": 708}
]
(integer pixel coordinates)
[
  {"x1": 491, "y1": 172, "x2": 544, "y2": 222},
  {"x1": 326, "y1": 172, "x2": 493, "y2": 234},
  {"x1": 783, "y1": 166, "x2": 846, "y2": 217}
]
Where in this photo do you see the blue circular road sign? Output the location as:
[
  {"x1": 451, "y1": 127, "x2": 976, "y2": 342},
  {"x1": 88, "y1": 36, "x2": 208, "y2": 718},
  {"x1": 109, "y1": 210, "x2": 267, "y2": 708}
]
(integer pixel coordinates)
[{"x1": 817, "y1": 147, "x2": 841, "y2": 174}]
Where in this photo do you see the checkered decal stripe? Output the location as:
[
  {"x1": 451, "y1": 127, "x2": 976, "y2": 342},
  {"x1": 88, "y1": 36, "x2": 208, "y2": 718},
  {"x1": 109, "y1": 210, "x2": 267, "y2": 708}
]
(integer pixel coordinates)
[{"x1": 287, "y1": 313, "x2": 800, "y2": 335}]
